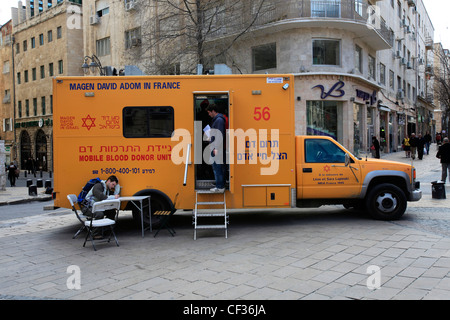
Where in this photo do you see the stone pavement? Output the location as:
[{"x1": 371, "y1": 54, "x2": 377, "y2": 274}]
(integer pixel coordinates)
[{"x1": 0, "y1": 144, "x2": 449, "y2": 301}]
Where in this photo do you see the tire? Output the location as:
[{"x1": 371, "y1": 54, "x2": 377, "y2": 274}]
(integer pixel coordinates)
[
  {"x1": 130, "y1": 190, "x2": 174, "y2": 226},
  {"x1": 365, "y1": 183, "x2": 407, "y2": 221}
]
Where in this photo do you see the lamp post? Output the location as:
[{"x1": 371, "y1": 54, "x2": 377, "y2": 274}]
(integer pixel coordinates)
[{"x1": 82, "y1": 55, "x2": 105, "y2": 75}]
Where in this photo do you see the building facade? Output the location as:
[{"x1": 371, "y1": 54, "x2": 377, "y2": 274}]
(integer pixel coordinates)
[
  {"x1": 11, "y1": 0, "x2": 83, "y2": 171},
  {"x1": 1, "y1": 20, "x2": 14, "y2": 165},
  {"x1": 81, "y1": 0, "x2": 437, "y2": 157}
]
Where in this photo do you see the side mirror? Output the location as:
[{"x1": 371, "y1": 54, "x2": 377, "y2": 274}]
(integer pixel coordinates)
[{"x1": 345, "y1": 153, "x2": 350, "y2": 167}]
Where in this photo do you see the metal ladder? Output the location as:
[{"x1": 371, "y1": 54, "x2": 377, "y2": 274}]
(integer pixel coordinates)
[{"x1": 193, "y1": 190, "x2": 228, "y2": 240}]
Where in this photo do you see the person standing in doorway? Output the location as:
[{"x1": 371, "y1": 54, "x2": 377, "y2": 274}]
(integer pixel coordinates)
[
  {"x1": 436, "y1": 137, "x2": 450, "y2": 184},
  {"x1": 206, "y1": 104, "x2": 226, "y2": 193}
]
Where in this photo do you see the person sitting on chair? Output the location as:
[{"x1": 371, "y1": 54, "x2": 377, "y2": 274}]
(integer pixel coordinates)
[{"x1": 81, "y1": 175, "x2": 121, "y2": 220}]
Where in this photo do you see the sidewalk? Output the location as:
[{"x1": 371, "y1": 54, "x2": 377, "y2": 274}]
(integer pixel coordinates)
[{"x1": 0, "y1": 171, "x2": 53, "y2": 206}]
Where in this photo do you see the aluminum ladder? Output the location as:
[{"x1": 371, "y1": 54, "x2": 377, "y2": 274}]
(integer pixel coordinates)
[{"x1": 193, "y1": 190, "x2": 228, "y2": 240}]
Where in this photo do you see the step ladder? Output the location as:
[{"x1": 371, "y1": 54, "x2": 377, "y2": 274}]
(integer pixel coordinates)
[{"x1": 193, "y1": 190, "x2": 228, "y2": 240}]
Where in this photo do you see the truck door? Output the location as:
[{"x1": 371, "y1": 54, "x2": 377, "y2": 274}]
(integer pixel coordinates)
[
  {"x1": 301, "y1": 138, "x2": 361, "y2": 199},
  {"x1": 193, "y1": 92, "x2": 232, "y2": 192}
]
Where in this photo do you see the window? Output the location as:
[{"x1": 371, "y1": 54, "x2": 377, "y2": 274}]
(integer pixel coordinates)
[
  {"x1": 40, "y1": 65, "x2": 45, "y2": 79},
  {"x1": 307, "y1": 100, "x2": 341, "y2": 141},
  {"x1": 58, "y1": 60, "x2": 63, "y2": 74},
  {"x1": 355, "y1": 45, "x2": 362, "y2": 73},
  {"x1": 25, "y1": 99, "x2": 29, "y2": 117},
  {"x1": 17, "y1": 72, "x2": 21, "y2": 84},
  {"x1": 305, "y1": 139, "x2": 346, "y2": 164},
  {"x1": 368, "y1": 55, "x2": 376, "y2": 80},
  {"x1": 57, "y1": 26, "x2": 62, "y2": 39},
  {"x1": 380, "y1": 63, "x2": 386, "y2": 85},
  {"x1": 23, "y1": 40, "x2": 27, "y2": 51},
  {"x1": 123, "y1": 107, "x2": 174, "y2": 138},
  {"x1": 39, "y1": 33, "x2": 44, "y2": 46},
  {"x1": 311, "y1": 0, "x2": 340, "y2": 18},
  {"x1": 252, "y1": 43, "x2": 276, "y2": 71},
  {"x1": 31, "y1": 37, "x2": 35, "y2": 48},
  {"x1": 97, "y1": 7, "x2": 109, "y2": 17},
  {"x1": 49, "y1": 63, "x2": 54, "y2": 76},
  {"x1": 33, "y1": 98, "x2": 37, "y2": 116},
  {"x1": 24, "y1": 70, "x2": 29, "y2": 83},
  {"x1": 125, "y1": 28, "x2": 142, "y2": 49},
  {"x1": 389, "y1": 70, "x2": 394, "y2": 90},
  {"x1": 16, "y1": 43, "x2": 20, "y2": 53},
  {"x1": 18, "y1": 101, "x2": 22, "y2": 118},
  {"x1": 32, "y1": 68, "x2": 37, "y2": 81},
  {"x1": 313, "y1": 39, "x2": 340, "y2": 65},
  {"x1": 355, "y1": 0, "x2": 363, "y2": 16},
  {"x1": 48, "y1": 30, "x2": 53, "y2": 42},
  {"x1": 96, "y1": 37, "x2": 111, "y2": 57},
  {"x1": 41, "y1": 96, "x2": 46, "y2": 115}
]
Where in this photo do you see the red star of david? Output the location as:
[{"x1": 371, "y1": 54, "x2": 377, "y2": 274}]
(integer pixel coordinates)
[
  {"x1": 323, "y1": 165, "x2": 331, "y2": 173},
  {"x1": 82, "y1": 115, "x2": 96, "y2": 131}
]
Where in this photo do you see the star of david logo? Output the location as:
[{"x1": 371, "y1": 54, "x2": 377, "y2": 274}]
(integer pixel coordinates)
[
  {"x1": 82, "y1": 115, "x2": 96, "y2": 131},
  {"x1": 323, "y1": 165, "x2": 331, "y2": 173}
]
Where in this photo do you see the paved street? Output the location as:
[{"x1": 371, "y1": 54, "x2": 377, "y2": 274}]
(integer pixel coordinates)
[{"x1": 0, "y1": 144, "x2": 449, "y2": 302}]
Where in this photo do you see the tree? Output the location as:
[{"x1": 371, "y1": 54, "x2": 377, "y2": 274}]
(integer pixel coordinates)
[
  {"x1": 432, "y1": 45, "x2": 450, "y2": 135},
  {"x1": 129, "y1": 0, "x2": 269, "y2": 75}
]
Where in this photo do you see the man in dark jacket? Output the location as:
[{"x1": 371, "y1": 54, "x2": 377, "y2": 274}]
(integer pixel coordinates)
[
  {"x1": 206, "y1": 104, "x2": 226, "y2": 192},
  {"x1": 409, "y1": 133, "x2": 418, "y2": 160},
  {"x1": 437, "y1": 137, "x2": 450, "y2": 183}
]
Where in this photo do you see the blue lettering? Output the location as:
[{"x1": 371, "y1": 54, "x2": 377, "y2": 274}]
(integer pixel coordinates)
[
  {"x1": 97, "y1": 83, "x2": 118, "y2": 90},
  {"x1": 70, "y1": 83, "x2": 94, "y2": 90}
]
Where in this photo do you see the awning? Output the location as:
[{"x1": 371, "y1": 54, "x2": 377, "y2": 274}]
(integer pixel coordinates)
[{"x1": 378, "y1": 105, "x2": 391, "y2": 112}]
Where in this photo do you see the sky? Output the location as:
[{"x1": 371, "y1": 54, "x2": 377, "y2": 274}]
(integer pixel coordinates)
[{"x1": 0, "y1": 0, "x2": 449, "y2": 47}]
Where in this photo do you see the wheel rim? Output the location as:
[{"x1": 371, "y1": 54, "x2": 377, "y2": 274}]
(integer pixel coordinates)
[{"x1": 375, "y1": 192, "x2": 398, "y2": 213}]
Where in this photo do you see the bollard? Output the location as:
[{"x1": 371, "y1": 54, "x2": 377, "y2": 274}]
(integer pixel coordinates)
[
  {"x1": 45, "y1": 180, "x2": 52, "y2": 188},
  {"x1": 431, "y1": 181, "x2": 446, "y2": 199},
  {"x1": 27, "y1": 179, "x2": 33, "y2": 187},
  {"x1": 36, "y1": 179, "x2": 43, "y2": 188},
  {"x1": 28, "y1": 185, "x2": 37, "y2": 196}
]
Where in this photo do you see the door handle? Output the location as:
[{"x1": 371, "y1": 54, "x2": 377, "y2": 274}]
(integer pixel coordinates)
[{"x1": 303, "y1": 168, "x2": 312, "y2": 173}]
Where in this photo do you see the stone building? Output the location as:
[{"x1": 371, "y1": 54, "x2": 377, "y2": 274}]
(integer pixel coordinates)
[
  {"x1": 11, "y1": 0, "x2": 83, "y2": 171},
  {"x1": 0, "y1": 20, "x2": 14, "y2": 165},
  {"x1": 81, "y1": 0, "x2": 437, "y2": 157}
]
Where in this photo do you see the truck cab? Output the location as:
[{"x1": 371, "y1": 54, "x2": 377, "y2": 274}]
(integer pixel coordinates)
[{"x1": 296, "y1": 136, "x2": 421, "y2": 220}]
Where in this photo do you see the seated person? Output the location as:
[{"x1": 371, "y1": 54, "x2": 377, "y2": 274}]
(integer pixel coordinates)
[{"x1": 81, "y1": 175, "x2": 121, "y2": 220}]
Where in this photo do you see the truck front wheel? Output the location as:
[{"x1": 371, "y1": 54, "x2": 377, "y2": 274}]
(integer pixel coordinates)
[{"x1": 366, "y1": 183, "x2": 407, "y2": 221}]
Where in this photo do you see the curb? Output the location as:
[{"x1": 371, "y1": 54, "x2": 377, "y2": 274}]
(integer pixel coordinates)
[{"x1": 0, "y1": 196, "x2": 52, "y2": 206}]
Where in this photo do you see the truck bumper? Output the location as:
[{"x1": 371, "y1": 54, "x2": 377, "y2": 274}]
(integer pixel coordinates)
[{"x1": 409, "y1": 188, "x2": 422, "y2": 202}]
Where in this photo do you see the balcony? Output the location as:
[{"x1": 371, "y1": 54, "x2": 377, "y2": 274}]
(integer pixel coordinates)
[{"x1": 209, "y1": 0, "x2": 393, "y2": 51}]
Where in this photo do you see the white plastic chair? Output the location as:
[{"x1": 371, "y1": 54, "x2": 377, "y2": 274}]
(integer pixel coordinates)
[
  {"x1": 83, "y1": 199, "x2": 120, "y2": 251},
  {"x1": 67, "y1": 194, "x2": 88, "y2": 239}
]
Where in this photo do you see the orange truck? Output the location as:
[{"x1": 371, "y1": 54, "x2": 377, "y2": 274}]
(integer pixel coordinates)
[{"x1": 53, "y1": 74, "x2": 421, "y2": 228}]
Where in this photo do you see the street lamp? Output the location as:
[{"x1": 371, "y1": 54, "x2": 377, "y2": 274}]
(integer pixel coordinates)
[{"x1": 82, "y1": 55, "x2": 105, "y2": 75}]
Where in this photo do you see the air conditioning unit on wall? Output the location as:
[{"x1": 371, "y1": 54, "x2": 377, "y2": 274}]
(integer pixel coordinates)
[{"x1": 89, "y1": 15, "x2": 100, "y2": 25}]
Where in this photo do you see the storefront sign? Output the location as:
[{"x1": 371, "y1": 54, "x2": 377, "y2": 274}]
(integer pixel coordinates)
[
  {"x1": 356, "y1": 89, "x2": 377, "y2": 105},
  {"x1": 312, "y1": 80, "x2": 345, "y2": 99}
]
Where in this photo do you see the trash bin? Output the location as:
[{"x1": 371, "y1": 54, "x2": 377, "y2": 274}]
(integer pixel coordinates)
[{"x1": 431, "y1": 181, "x2": 446, "y2": 199}]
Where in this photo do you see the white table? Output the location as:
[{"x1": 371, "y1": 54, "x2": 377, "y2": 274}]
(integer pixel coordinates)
[{"x1": 119, "y1": 196, "x2": 151, "y2": 237}]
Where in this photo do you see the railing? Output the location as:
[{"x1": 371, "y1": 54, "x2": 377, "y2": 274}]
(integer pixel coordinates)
[{"x1": 208, "y1": 0, "x2": 393, "y2": 47}]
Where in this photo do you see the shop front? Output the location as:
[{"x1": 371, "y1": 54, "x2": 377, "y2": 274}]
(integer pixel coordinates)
[{"x1": 294, "y1": 74, "x2": 381, "y2": 157}]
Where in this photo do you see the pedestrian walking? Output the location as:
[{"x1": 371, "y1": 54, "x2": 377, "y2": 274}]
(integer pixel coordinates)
[
  {"x1": 424, "y1": 132, "x2": 432, "y2": 155},
  {"x1": 417, "y1": 133, "x2": 425, "y2": 160},
  {"x1": 402, "y1": 136, "x2": 411, "y2": 158},
  {"x1": 6, "y1": 162, "x2": 17, "y2": 187},
  {"x1": 409, "y1": 133, "x2": 418, "y2": 160},
  {"x1": 371, "y1": 136, "x2": 380, "y2": 159},
  {"x1": 436, "y1": 137, "x2": 450, "y2": 183}
]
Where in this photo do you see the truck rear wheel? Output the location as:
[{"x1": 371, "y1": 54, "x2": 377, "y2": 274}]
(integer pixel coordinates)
[{"x1": 366, "y1": 183, "x2": 407, "y2": 220}]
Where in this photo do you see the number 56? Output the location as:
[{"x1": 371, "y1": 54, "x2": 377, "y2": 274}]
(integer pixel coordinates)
[{"x1": 253, "y1": 107, "x2": 270, "y2": 121}]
